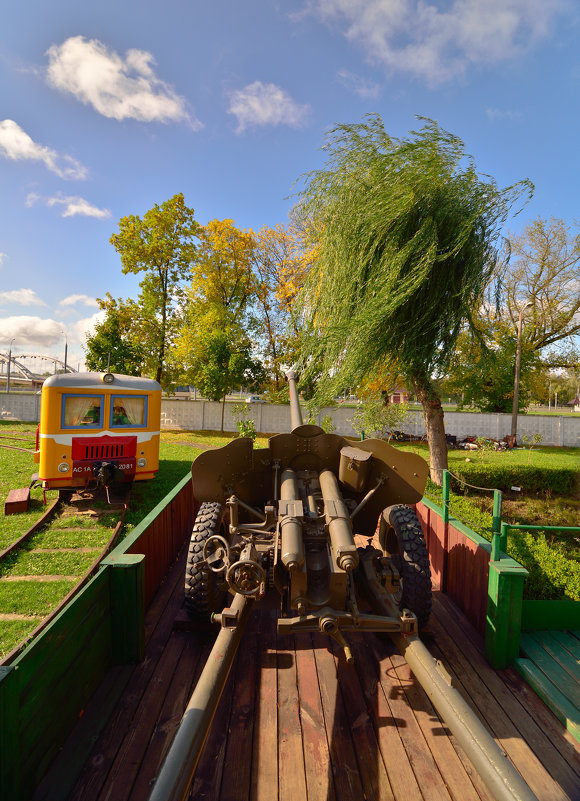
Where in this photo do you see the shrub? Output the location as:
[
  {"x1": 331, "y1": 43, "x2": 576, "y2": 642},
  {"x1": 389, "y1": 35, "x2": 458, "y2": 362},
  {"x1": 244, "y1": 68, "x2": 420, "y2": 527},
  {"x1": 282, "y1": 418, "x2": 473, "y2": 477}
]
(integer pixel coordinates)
[
  {"x1": 508, "y1": 530, "x2": 580, "y2": 602},
  {"x1": 425, "y1": 479, "x2": 580, "y2": 602},
  {"x1": 231, "y1": 403, "x2": 257, "y2": 441},
  {"x1": 451, "y1": 462, "x2": 576, "y2": 495}
]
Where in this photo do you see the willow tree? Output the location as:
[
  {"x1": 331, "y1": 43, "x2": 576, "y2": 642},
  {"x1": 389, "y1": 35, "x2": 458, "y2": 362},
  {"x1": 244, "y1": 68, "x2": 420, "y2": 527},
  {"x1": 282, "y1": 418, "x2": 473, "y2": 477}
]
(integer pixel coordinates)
[{"x1": 294, "y1": 115, "x2": 532, "y2": 482}]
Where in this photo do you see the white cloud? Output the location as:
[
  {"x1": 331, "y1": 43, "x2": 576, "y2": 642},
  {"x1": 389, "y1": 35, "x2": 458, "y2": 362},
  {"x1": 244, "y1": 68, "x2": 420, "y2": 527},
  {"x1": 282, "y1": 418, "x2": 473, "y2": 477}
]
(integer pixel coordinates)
[
  {"x1": 59, "y1": 294, "x2": 99, "y2": 308},
  {"x1": 26, "y1": 192, "x2": 111, "y2": 219},
  {"x1": 0, "y1": 119, "x2": 87, "y2": 179},
  {"x1": 308, "y1": 0, "x2": 565, "y2": 84},
  {"x1": 227, "y1": 81, "x2": 310, "y2": 133},
  {"x1": 0, "y1": 253, "x2": 6, "y2": 269},
  {"x1": 0, "y1": 316, "x2": 64, "y2": 346},
  {"x1": 0, "y1": 289, "x2": 47, "y2": 307},
  {"x1": 337, "y1": 69, "x2": 380, "y2": 99},
  {"x1": 46, "y1": 36, "x2": 201, "y2": 128},
  {"x1": 69, "y1": 311, "x2": 105, "y2": 345}
]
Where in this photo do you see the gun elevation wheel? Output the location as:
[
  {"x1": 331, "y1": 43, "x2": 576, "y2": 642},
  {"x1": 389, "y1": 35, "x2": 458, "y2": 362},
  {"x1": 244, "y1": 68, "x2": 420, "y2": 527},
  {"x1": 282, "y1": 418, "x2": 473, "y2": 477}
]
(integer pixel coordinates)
[
  {"x1": 380, "y1": 504, "x2": 432, "y2": 629},
  {"x1": 185, "y1": 502, "x2": 229, "y2": 620}
]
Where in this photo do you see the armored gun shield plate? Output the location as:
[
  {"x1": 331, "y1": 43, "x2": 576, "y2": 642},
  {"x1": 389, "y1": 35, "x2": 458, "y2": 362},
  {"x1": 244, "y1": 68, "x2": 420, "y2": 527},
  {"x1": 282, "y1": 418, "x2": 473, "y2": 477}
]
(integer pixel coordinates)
[{"x1": 191, "y1": 437, "x2": 273, "y2": 506}]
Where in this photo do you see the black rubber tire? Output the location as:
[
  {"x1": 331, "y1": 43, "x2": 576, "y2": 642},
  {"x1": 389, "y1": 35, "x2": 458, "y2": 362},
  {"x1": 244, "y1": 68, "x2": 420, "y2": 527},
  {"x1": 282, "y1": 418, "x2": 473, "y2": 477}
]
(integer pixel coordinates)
[
  {"x1": 184, "y1": 502, "x2": 228, "y2": 620},
  {"x1": 383, "y1": 504, "x2": 432, "y2": 629}
]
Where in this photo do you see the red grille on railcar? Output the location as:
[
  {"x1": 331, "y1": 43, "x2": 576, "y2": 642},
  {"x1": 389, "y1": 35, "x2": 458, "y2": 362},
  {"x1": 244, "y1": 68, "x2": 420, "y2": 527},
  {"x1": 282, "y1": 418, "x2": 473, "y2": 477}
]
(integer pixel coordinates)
[{"x1": 71, "y1": 435, "x2": 137, "y2": 461}]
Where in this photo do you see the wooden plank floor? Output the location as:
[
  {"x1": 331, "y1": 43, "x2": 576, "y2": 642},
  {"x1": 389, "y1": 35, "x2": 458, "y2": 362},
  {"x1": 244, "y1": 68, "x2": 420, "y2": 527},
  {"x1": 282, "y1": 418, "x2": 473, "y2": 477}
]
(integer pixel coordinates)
[
  {"x1": 516, "y1": 630, "x2": 580, "y2": 745},
  {"x1": 37, "y1": 546, "x2": 580, "y2": 801}
]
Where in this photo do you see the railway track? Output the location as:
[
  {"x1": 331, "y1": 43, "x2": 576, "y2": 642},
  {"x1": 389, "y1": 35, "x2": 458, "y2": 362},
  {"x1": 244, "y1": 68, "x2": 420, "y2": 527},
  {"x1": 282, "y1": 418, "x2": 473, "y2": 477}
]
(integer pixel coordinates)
[
  {"x1": 0, "y1": 486, "x2": 130, "y2": 664},
  {"x1": 0, "y1": 432, "x2": 36, "y2": 453}
]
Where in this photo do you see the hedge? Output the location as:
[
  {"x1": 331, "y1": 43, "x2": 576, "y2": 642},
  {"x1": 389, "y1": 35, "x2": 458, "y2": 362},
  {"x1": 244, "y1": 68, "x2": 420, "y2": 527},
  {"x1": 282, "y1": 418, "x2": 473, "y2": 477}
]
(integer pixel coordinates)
[{"x1": 450, "y1": 463, "x2": 577, "y2": 496}]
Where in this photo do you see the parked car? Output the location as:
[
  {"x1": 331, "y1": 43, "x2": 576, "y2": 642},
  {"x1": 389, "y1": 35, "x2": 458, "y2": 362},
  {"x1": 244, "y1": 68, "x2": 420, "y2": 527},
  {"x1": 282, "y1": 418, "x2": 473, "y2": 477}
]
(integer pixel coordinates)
[{"x1": 245, "y1": 394, "x2": 265, "y2": 404}]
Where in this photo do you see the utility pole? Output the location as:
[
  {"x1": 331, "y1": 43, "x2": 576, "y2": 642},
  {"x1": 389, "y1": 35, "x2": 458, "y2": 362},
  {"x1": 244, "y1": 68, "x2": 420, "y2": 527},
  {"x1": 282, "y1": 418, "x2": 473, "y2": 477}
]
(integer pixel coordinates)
[
  {"x1": 510, "y1": 303, "x2": 532, "y2": 440},
  {"x1": 6, "y1": 338, "x2": 15, "y2": 393}
]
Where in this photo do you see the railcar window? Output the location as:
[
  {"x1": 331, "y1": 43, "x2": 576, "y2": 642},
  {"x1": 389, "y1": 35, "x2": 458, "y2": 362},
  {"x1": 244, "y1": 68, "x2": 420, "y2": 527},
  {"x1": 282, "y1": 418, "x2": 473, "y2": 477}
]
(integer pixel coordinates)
[
  {"x1": 63, "y1": 395, "x2": 103, "y2": 427},
  {"x1": 110, "y1": 395, "x2": 147, "y2": 427}
]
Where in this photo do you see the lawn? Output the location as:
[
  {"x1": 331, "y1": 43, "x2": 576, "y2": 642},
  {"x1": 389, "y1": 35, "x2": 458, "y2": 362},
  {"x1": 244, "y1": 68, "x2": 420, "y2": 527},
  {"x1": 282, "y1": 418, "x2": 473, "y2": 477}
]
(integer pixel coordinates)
[{"x1": 0, "y1": 422, "x2": 54, "y2": 550}]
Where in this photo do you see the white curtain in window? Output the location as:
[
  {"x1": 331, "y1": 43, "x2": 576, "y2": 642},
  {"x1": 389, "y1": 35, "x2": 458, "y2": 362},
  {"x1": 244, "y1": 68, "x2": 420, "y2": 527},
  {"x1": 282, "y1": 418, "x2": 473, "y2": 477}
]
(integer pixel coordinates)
[
  {"x1": 64, "y1": 397, "x2": 97, "y2": 425},
  {"x1": 120, "y1": 397, "x2": 145, "y2": 425}
]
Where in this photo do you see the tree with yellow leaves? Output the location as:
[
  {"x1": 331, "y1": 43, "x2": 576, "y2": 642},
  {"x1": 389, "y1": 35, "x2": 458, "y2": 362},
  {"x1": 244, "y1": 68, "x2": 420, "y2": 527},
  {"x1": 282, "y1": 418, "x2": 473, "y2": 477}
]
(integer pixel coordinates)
[{"x1": 252, "y1": 223, "x2": 313, "y2": 391}]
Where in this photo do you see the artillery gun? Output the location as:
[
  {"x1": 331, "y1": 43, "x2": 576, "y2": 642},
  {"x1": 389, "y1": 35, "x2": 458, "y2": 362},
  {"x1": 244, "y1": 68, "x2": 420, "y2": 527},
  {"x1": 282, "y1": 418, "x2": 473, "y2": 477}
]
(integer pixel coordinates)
[
  {"x1": 185, "y1": 369, "x2": 431, "y2": 652},
  {"x1": 149, "y1": 372, "x2": 539, "y2": 801}
]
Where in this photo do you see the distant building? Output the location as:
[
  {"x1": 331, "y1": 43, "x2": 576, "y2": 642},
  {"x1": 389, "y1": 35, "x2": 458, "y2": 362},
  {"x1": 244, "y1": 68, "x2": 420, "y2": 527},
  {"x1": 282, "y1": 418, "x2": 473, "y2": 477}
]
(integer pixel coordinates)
[{"x1": 388, "y1": 386, "x2": 409, "y2": 404}]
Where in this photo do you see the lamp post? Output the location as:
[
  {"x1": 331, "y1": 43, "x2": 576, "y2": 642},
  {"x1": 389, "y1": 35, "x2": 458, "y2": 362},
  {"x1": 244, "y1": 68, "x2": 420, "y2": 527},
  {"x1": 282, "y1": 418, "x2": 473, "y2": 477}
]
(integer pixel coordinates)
[
  {"x1": 61, "y1": 330, "x2": 68, "y2": 373},
  {"x1": 6, "y1": 338, "x2": 15, "y2": 393},
  {"x1": 510, "y1": 303, "x2": 532, "y2": 439}
]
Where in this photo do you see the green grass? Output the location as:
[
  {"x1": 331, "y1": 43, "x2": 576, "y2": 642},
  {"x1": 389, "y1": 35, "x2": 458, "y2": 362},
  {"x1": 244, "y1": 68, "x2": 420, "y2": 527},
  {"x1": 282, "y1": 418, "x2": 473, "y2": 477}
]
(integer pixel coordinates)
[
  {"x1": 0, "y1": 422, "x2": 58, "y2": 550},
  {"x1": 0, "y1": 579, "x2": 77, "y2": 614},
  {"x1": 0, "y1": 551, "x2": 98, "y2": 577},
  {"x1": 50, "y1": 513, "x2": 119, "y2": 529},
  {"x1": 29, "y1": 528, "x2": 113, "y2": 549},
  {"x1": 0, "y1": 620, "x2": 40, "y2": 657},
  {"x1": 400, "y1": 442, "x2": 580, "y2": 602}
]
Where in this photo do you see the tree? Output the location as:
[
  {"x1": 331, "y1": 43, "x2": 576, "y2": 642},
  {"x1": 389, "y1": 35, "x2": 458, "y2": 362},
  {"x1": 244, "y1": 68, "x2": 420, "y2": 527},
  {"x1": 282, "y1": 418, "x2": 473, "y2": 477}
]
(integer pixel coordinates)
[
  {"x1": 189, "y1": 324, "x2": 265, "y2": 431},
  {"x1": 349, "y1": 393, "x2": 411, "y2": 440},
  {"x1": 110, "y1": 193, "x2": 199, "y2": 385},
  {"x1": 84, "y1": 293, "x2": 145, "y2": 375},
  {"x1": 444, "y1": 326, "x2": 540, "y2": 413},
  {"x1": 444, "y1": 216, "x2": 580, "y2": 411},
  {"x1": 189, "y1": 219, "x2": 257, "y2": 320},
  {"x1": 501, "y1": 217, "x2": 580, "y2": 358},
  {"x1": 176, "y1": 219, "x2": 261, "y2": 390},
  {"x1": 252, "y1": 223, "x2": 312, "y2": 390},
  {"x1": 294, "y1": 115, "x2": 532, "y2": 482}
]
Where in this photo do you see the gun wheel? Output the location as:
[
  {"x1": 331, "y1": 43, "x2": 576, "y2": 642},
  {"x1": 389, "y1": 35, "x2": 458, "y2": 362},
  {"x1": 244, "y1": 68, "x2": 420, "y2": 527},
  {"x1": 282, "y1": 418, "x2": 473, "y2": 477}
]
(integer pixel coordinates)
[
  {"x1": 380, "y1": 504, "x2": 432, "y2": 629},
  {"x1": 185, "y1": 502, "x2": 229, "y2": 620}
]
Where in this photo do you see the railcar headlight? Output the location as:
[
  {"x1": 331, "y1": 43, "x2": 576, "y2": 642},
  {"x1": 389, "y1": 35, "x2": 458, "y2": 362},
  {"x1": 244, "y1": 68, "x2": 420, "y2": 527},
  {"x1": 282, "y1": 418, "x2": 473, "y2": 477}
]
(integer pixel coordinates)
[
  {"x1": 103, "y1": 373, "x2": 115, "y2": 384},
  {"x1": 58, "y1": 462, "x2": 69, "y2": 473},
  {"x1": 137, "y1": 458, "x2": 147, "y2": 468}
]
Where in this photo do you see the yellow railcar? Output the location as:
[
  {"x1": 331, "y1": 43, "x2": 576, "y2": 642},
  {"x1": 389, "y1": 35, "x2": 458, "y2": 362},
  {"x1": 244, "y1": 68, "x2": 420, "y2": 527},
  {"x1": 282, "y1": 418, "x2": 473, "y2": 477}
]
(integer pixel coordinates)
[{"x1": 34, "y1": 372, "x2": 162, "y2": 490}]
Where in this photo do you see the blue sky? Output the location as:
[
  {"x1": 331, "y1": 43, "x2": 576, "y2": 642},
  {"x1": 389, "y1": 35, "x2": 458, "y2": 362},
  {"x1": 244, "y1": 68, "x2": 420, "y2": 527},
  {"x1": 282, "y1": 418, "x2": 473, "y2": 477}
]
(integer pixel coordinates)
[{"x1": 0, "y1": 0, "x2": 578, "y2": 370}]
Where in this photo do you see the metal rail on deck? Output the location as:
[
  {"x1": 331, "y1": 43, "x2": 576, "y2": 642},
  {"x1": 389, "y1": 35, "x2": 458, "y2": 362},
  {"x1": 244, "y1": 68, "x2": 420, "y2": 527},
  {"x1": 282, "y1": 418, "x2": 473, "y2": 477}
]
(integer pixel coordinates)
[{"x1": 493, "y1": 522, "x2": 580, "y2": 561}]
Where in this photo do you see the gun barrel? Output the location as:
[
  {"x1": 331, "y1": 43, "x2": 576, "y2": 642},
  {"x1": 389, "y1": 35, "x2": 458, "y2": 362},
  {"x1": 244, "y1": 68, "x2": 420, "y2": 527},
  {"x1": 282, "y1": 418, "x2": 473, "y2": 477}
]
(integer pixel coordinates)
[
  {"x1": 285, "y1": 369, "x2": 303, "y2": 431},
  {"x1": 148, "y1": 593, "x2": 254, "y2": 801}
]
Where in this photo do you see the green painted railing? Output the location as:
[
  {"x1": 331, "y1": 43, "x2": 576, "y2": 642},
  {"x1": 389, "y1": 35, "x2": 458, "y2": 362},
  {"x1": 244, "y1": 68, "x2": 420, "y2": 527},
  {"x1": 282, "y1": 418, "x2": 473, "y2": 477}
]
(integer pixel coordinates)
[{"x1": 0, "y1": 473, "x2": 195, "y2": 801}]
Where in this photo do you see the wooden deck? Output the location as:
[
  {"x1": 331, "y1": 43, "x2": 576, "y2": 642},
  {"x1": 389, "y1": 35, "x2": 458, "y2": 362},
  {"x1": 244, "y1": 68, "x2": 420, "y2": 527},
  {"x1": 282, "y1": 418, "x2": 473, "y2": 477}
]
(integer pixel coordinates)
[
  {"x1": 36, "y1": 546, "x2": 580, "y2": 801},
  {"x1": 516, "y1": 631, "x2": 580, "y2": 745}
]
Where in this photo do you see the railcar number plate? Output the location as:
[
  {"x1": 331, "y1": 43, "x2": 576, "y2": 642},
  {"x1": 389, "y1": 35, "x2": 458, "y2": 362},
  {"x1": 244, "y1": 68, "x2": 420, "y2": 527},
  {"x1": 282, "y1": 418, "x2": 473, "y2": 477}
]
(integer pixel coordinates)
[{"x1": 72, "y1": 459, "x2": 136, "y2": 474}]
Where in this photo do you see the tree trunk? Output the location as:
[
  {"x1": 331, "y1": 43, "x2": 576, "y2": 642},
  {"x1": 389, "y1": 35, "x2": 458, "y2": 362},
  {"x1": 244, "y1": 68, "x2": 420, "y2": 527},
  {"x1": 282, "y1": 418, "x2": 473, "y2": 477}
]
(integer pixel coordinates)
[
  {"x1": 412, "y1": 373, "x2": 448, "y2": 486},
  {"x1": 221, "y1": 396, "x2": 226, "y2": 432}
]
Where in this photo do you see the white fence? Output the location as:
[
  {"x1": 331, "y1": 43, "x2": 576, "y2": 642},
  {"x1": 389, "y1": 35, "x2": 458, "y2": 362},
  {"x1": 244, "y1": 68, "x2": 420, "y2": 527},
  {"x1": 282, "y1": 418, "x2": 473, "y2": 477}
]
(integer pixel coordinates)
[
  {"x1": 161, "y1": 399, "x2": 580, "y2": 448},
  {"x1": 2, "y1": 394, "x2": 579, "y2": 448},
  {"x1": 0, "y1": 393, "x2": 40, "y2": 423}
]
